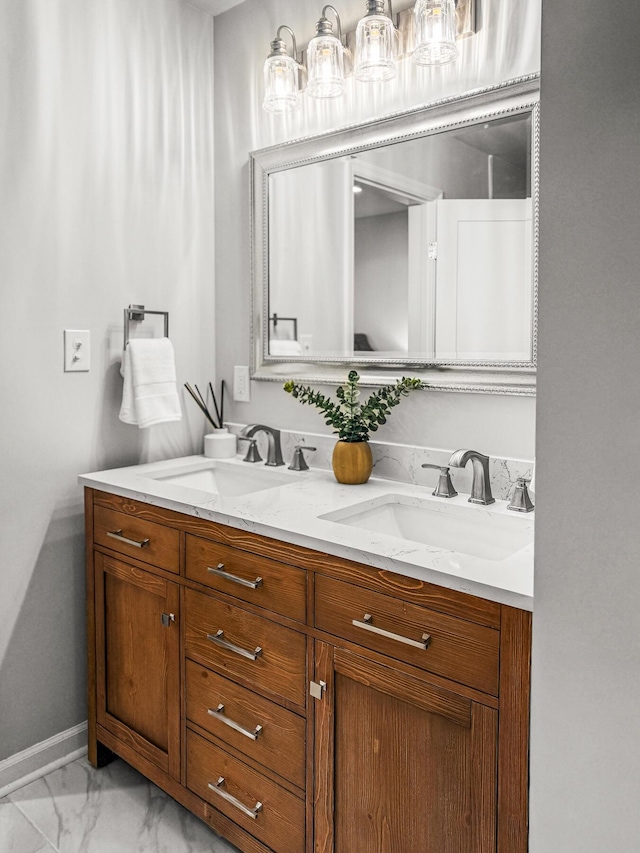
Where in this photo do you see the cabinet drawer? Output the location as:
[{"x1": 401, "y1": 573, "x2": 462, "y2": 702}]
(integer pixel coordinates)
[
  {"x1": 315, "y1": 574, "x2": 500, "y2": 695},
  {"x1": 94, "y1": 505, "x2": 179, "y2": 575},
  {"x1": 187, "y1": 730, "x2": 305, "y2": 853},
  {"x1": 186, "y1": 660, "x2": 305, "y2": 789},
  {"x1": 186, "y1": 535, "x2": 306, "y2": 622},
  {"x1": 184, "y1": 589, "x2": 307, "y2": 707}
]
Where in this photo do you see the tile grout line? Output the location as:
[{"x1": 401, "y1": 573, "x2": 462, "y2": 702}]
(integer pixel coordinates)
[{"x1": 9, "y1": 796, "x2": 62, "y2": 853}]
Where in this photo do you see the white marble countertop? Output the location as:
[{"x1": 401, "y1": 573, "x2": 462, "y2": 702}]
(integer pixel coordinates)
[{"x1": 79, "y1": 455, "x2": 534, "y2": 611}]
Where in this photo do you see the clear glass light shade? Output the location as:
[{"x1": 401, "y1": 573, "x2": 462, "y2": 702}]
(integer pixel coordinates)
[
  {"x1": 413, "y1": 0, "x2": 458, "y2": 66},
  {"x1": 307, "y1": 35, "x2": 345, "y2": 98},
  {"x1": 355, "y1": 14, "x2": 396, "y2": 82},
  {"x1": 263, "y1": 54, "x2": 300, "y2": 113}
]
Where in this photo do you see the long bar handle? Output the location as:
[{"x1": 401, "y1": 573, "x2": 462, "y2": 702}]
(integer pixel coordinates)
[
  {"x1": 208, "y1": 704, "x2": 263, "y2": 741},
  {"x1": 207, "y1": 630, "x2": 263, "y2": 661},
  {"x1": 208, "y1": 778, "x2": 263, "y2": 820},
  {"x1": 107, "y1": 529, "x2": 150, "y2": 549},
  {"x1": 207, "y1": 563, "x2": 263, "y2": 590},
  {"x1": 352, "y1": 614, "x2": 431, "y2": 650}
]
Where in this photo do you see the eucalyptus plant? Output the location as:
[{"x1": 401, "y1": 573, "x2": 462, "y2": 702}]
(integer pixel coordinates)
[{"x1": 283, "y1": 371, "x2": 422, "y2": 443}]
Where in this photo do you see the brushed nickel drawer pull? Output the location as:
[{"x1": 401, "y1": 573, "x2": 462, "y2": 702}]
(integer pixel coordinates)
[
  {"x1": 352, "y1": 614, "x2": 431, "y2": 650},
  {"x1": 107, "y1": 529, "x2": 150, "y2": 549},
  {"x1": 208, "y1": 777, "x2": 263, "y2": 820},
  {"x1": 207, "y1": 563, "x2": 263, "y2": 590},
  {"x1": 208, "y1": 704, "x2": 263, "y2": 741},
  {"x1": 207, "y1": 630, "x2": 263, "y2": 661}
]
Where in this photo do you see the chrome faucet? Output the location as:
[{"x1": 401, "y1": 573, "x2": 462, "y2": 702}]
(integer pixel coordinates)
[
  {"x1": 448, "y1": 449, "x2": 495, "y2": 505},
  {"x1": 241, "y1": 424, "x2": 285, "y2": 467}
]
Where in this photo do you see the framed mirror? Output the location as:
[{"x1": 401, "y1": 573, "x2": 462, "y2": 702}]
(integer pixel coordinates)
[{"x1": 250, "y1": 75, "x2": 539, "y2": 395}]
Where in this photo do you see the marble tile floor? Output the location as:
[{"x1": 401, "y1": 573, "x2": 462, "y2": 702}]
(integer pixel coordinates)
[{"x1": 0, "y1": 756, "x2": 240, "y2": 853}]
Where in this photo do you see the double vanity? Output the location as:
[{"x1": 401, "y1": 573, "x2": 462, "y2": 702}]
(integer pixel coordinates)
[{"x1": 80, "y1": 442, "x2": 533, "y2": 853}]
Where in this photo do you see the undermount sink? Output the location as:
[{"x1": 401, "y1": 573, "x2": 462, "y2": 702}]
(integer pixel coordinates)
[
  {"x1": 320, "y1": 493, "x2": 533, "y2": 561},
  {"x1": 143, "y1": 459, "x2": 296, "y2": 498}
]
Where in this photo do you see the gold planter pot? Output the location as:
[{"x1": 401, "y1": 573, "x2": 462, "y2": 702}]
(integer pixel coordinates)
[{"x1": 332, "y1": 440, "x2": 373, "y2": 485}]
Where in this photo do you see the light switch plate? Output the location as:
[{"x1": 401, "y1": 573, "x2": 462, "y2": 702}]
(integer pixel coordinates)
[
  {"x1": 233, "y1": 365, "x2": 250, "y2": 402},
  {"x1": 64, "y1": 329, "x2": 91, "y2": 372}
]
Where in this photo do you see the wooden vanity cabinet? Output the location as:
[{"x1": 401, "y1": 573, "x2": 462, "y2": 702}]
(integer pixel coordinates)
[
  {"x1": 85, "y1": 488, "x2": 531, "y2": 853},
  {"x1": 93, "y1": 552, "x2": 181, "y2": 780},
  {"x1": 313, "y1": 644, "x2": 497, "y2": 853}
]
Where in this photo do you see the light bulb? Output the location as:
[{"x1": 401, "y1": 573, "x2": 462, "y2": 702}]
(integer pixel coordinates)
[
  {"x1": 355, "y1": 1, "x2": 396, "y2": 83},
  {"x1": 413, "y1": 0, "x2": 458, "y2": 67},
  {"x1": 307, "y1": 7, "x2": 346, "y2": 99},
  {"x1": 263, "y1": 26, "x2": 300, "y2": 114}
]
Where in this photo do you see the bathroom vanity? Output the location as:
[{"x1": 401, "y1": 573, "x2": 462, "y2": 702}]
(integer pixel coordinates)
[{"x1": 81, "y1": 456, "x2": 532, "y2": 853}]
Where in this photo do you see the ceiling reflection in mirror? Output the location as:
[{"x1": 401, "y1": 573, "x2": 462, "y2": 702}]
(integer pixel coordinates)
[{"x1": 267, "y1": 112, "x2": 532, "y2": 364}]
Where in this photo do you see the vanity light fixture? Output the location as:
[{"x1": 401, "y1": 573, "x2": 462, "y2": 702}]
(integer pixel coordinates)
[
  {"x1": 354, "y1": 0, "x2": 397, "y2": 83},
  {"x1": 307, "y1": 6, "x2": 346, "y2": 99},
  {"x1": 263, "y1": 25, "x2": 302, "y2": 114},
  {"x1": 262, "y1": 0, "x2": 477, "y2": 115},
  {"x1": 413, "y1": 0, "x2": 458, "y2": 66}
]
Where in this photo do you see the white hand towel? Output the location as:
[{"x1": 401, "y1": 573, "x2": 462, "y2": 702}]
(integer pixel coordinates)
[{"x1": 119, "y1": 338, "x2": 182, "y2": 428}]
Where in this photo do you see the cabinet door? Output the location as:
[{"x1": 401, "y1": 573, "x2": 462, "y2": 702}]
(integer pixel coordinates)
[
  {"x1": 95, "y1": 553, "x2": 180, "y2": 779},
  {"x1": 314, "y1": 643, "x2": 497, "y2": 853}
]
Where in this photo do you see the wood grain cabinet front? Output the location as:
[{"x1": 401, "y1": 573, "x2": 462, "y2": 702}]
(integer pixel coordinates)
[
  {"x1": 185, "y1": 534, "x2": 307, "y2": 623},
  {"x1": 184, "y1": 588, "x2": 307, "y2": 708},
  {"x1": 187, "y1": 730, "x2": 306, "y2": 853},
  {"x1": 313, "y1": 644, "x2": 498, "y2": 853},
  {"x1": 94, "y1": 553, "x2": 181, "y2": 780},
  {"x1": 93, "y1": 504, "x2": 180, "y2": 574},
  {"x1": 86, "y1": 488, "x2": 531, "y2": 853},
  {"x1": 185, "y1": 660, "x2": 306, "y2": 790},
  {"x1": 315, "y1": 573, "x2": 500, "y2": 695}
]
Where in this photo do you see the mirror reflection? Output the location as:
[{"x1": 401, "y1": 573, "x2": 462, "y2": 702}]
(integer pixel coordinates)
[{"x1": 268, "y1": 112, "x2": 533, "y2": 364}]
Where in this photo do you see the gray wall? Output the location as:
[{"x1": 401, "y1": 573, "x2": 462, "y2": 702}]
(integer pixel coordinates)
[
  {"x1": 0, "y1": 0, "x2": 215, "y2": 761},
  {"x1": 530, "y1": 2, "x2": 640, "y2": 850},
  {"x1": 214, "y1": 0, "x2": 540, "y2": 462}
]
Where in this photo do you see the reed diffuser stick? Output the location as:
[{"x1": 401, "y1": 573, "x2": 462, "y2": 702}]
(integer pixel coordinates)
[
  {"x1": 209, "y1": 382, "x2": 222, "y2": 428},
  {"x1": 184, "y1": 383, "x2": 219, "y2": 431}
]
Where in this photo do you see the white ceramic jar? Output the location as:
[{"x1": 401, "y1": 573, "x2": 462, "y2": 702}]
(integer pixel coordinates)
[{"x1": 204, "y1": 428, "x2": 237, "y2": 459}]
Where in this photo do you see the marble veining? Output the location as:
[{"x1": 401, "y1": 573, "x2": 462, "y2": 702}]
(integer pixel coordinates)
[
  {"x1": 5, "y1": 757, "x2": 239, "y2": 853},
  {"x1": 0, "y1": 797, "x2": 55, "y2": 853},
  {"x1": 226, "y1": 423, "x2": 533, "y2": 502}
]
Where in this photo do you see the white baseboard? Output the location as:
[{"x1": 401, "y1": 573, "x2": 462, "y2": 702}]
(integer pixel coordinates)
[{"x1": 0, "y1": 721, "x2": 88, "y2": 799}]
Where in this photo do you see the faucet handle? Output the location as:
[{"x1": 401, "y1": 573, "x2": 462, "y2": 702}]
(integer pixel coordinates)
[
  {"x1": 421, "y1": 463, "x2": 458, "y2": 499},
  {"x1": 508, "y1": 477, "x2": 534, "y2": 513},
  {"x1": 238, "y1": 436, "x2": 262, "y2": 464},
  {"x1": 288, "y1": 445, "x2": 317, "y2": 472}
]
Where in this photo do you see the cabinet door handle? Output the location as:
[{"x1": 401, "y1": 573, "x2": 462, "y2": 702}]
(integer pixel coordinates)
[
  {"x1": 208, "y1": 777, "x2": 263, "y2": 820},
  {"x1": 207, "y1": 563, "x2": 263, "y2": 590},
  {"x1": 106, "y1": 529, "x2": 150, "y2": 549},
  {"x1": 208, "y1": 704, "x2": 263, "y2": 741},
  {"x1": 352, "y1": 614, "x2": 431, "y2": 650},
  {"x1": 207, "y1": 630, "x2": 263, "y2": 661}
]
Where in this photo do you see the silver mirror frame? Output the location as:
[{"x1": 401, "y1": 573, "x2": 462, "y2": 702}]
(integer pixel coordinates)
[{"x1": 250, "y1": 74, "x2": 540, "y2": 396}]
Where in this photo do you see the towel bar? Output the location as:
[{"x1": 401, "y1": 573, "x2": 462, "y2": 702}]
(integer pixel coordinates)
[
  {"x1": 124, "y1": 305, "x2": 169, "y2": 348},
  {"x1": 269, "y1": 313, "x2": 297, "y2": 341}
]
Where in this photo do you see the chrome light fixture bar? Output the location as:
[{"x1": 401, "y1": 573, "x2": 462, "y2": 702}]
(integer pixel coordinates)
[{"x1": 307, "y1": 5, "x2": 346, "y2": 99}]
